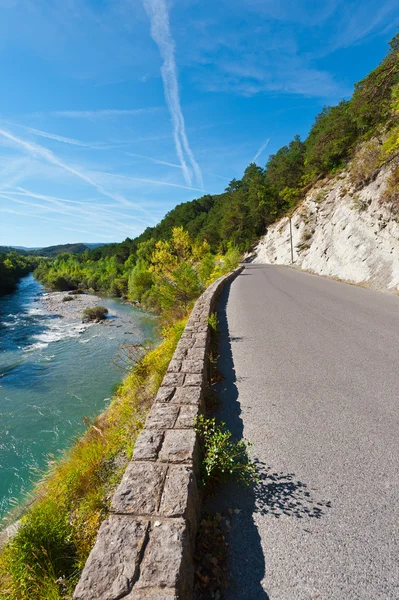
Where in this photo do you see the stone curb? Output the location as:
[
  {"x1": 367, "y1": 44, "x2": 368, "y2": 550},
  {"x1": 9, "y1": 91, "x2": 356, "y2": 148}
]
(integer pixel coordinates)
[{"x1": 73, "y1": 266, "x2": 243, "y2": 600}]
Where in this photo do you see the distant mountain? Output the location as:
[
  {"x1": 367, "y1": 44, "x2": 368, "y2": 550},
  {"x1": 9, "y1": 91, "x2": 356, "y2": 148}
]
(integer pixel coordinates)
[{"x1": 0, "y1": 243, "x2": 107, "y2": 258}]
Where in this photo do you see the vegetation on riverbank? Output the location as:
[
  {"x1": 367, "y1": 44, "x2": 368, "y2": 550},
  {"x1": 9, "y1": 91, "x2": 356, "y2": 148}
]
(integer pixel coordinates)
[
  {"x1": 0, "y1": 232, "x2": 240, "y2": 600},
  {"x1": 0, "y1": 253, "x2": 38, "y2": 297},
  {"x1": 0, "y1": 319, "x2": 185, "y2": 600}
]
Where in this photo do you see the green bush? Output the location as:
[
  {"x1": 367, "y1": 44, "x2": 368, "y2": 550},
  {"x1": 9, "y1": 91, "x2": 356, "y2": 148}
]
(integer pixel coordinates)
[
  {"x1": 82, "y1": 306, "x2": 108, "y2": 322},
  {"x1": 194, "y1": 415, "x2": 257, "y2": 487},
  {"x1": 62, "y1": 296, "x2": 75, "y2": 302}
]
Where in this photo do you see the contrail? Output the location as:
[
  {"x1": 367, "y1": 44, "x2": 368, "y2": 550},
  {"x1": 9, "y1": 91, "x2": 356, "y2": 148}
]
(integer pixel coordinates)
[
  {"x1": 0, "y1": 128, "x2": 146, "y2": 213},
  {"x1": 253, "y1": 137, "x2": 270, "y2": 163},
  {"x1": 143, "y1": 0, "x2": 203, "y2": 189}
]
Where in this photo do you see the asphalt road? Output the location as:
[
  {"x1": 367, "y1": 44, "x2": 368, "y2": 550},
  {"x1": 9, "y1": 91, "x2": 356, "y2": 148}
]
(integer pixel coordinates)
[{"x1": 214, "y1": 264, "x2": 399, "y2": 600}]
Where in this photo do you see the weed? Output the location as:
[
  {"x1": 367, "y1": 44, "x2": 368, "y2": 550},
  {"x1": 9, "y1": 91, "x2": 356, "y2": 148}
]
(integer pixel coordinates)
[
  {"x1": 194, "y1": 416, "x2": 257, "y2": 489},
  {"x1": 207, "y1": 313, "x2": 219, "y2": 332},
  {"x1": 352, "y1": 192, "x2": 369, "y2": 212}
]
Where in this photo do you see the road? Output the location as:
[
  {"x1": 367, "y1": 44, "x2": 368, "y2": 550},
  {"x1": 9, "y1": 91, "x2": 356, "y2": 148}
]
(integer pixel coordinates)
[{"x1": 214, "y1": 264, "x2": 399, "y2": 600}]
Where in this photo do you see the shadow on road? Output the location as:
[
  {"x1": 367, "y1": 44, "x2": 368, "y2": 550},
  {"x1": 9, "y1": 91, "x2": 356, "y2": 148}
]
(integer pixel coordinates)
[
  {"x1": 209, "y1": 279, "x2": 331, "y2": 599},
  {"x1": 209, "y1": 280, "x2": 270, "y2": 600}
]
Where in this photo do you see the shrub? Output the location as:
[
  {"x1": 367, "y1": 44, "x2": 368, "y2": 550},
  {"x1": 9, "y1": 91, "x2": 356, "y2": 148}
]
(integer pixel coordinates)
[
  {"x1": 349, "y1": 139, "x2": 383, "y2": 187},
  {"x1": 380, "y1": 166, "x2": 399, "y2": 215},
  {"x1": 47, "y1": 276, "x2": 74, "y2": 292},
  {"x1": 194, "y1": 415, "x2": 257, "y2": 488},
  {"x1": 82, "y1": 306, "x2": 108, "y2": 322},
  {"x1": 62, "y1": 296, "x2": 75, "y2": 302},
  {"x1": 68, "y1": 289, "x2": 85, "y2": 295}
]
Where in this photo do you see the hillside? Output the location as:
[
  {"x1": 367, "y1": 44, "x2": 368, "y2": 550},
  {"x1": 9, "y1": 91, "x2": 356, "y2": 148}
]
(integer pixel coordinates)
[
  {"x1": 34, "y1": 33, "x2": 399, "y2": 302},
  {"x1": 253, "y1": 162, "x2": 399, "y2": 292},
  {"x1": 0, "y1": 243, "x2": 107, "y2": 258}
]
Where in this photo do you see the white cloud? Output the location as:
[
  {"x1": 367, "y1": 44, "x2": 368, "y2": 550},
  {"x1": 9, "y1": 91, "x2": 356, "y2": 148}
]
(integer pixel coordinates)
[
  {"x1": 98, "y1": 170, "x2": 204, "y2": 192},
  {"x1": 0, "y1": 128, "x2": 150, "y2": 214},
  {"x1": 9, "y1": 123, "x2": 108, "y2": 148},
  {"x1": 143, "y1": 0, "x2": 203, "y2": 188},
  {"x1": 253, "y1": 137, "x2": 270, "y2": 163},
  {"x1": 126, "y1": 151, "x2": 183, "y2": 169},
  {"x1": 50, "y1": 107, "x2": 160, "y2": 119}
]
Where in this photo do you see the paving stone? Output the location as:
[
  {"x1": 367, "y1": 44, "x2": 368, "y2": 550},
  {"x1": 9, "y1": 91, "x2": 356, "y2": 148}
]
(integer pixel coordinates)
[
  {"x1": 171, "y1": 386, "x2": 203, "y2": 406},
  {"x1": 184, "y1": 373, "x2": 203, "y2": 387},
  {"x1": 159, "y1": 429, "x2": 197, "y2": 463},
  {"x1": 133, "y1": 430, "x2": 163, "y2": 461},
  {"x1": 181, "y1": 359, "x2": 204, "y2": 375},
  {"x1": 111, "y1": 462, "x2": 167, "y2": 515},
  {"x1": 162, "y1": 373, "x2": 185, "y2": 387},
  {"x1": 73, "y1": 516, "x2": 148, "y2": 600},
  {"x1": 135, "y1": 519, "x2": 192, "y2": 595},
  {"x1": 175, "y1": 405, "x2": 199, "y2": 429},
  {"x1": 167, "y1": 359, "x2": 182, "y2": 373},
  {"x1": 155, "y1": 386, "x2": 176, "y2": 403},
  {"x1": 145, "y1": 404, "x2": 179, "y2": 430}
]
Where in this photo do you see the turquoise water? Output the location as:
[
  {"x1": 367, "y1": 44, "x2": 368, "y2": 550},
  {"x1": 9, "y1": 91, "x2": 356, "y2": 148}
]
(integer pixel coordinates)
[{"x1": 0, "y1": 274, "x2": 155, "y2": 521}]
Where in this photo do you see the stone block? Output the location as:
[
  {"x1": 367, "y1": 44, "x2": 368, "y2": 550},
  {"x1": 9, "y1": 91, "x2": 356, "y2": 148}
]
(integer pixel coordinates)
[
  {"x1": 171, "y1": 386, "x2": 203, "y2": 406},
  {"x1": 175, "y1": 405, "x2": 199, "y2": 429},
  {"x1": 111, "y1": 462, "x2": 167, "y2": 515},
  {"x1": 133, "y1": 430, "x2": 163, "y2": 461},
  {"x1": 155, "y1": 386, "x2": 176, "y2": 403},
  {"x1": 160, "y1": 465, "x2": 200, "y2": 534},
  {"x1": 186, "y1": 346, "x2": 207, "y2": 361},
  {"x1": 73, "y1": 516, "x2": 148, "y2": 600},
  {"x1": 181, "y1": 359, "x2": 204, "y2": 375},
  {"x1": 159, "y1": 429, "x2": 197, "y2": 463},
  {"x1": 172, "y1": 347, "x2": 188, "y2": 361},
  {"x1": 167, "y1": 359, "x2": 182, "y2": 373},
  {"x1": 135, "y1": 519, "x2": 192, "y2": 596},
  {"x1": 145, "y1": 404, "x2": 179, "y2": 430},
  {"x1": 162, "y1": 373, "x2": 185, "y2": 388},
  {"x1": 184, "y1": 373, "x2": 203, "y2": 387}
]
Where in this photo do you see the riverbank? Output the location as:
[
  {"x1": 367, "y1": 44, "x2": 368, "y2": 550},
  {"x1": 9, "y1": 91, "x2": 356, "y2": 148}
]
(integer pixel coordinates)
[
  {"x1": 0, "y1": 316, "x2": 184, "y2": 600},
  {"x1": 0, "y1": 275, "x2": 156, "y2": 521}
]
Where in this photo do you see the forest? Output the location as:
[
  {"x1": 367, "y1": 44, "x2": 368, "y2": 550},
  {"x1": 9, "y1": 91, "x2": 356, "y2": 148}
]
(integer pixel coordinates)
[
  {"x1": 0, "y1": 253, "x2": 38, "y2": 297},
  {"x1": 35, "y1": 33, "x2": 399, "y2": 311}
]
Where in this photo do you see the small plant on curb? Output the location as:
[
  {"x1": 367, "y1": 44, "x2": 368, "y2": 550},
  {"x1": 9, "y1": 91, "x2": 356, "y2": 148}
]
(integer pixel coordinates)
[
  {"x1": 194, "y1": 415, "x2": 257, "y2": 488},
  {"x1": 207, "y1": 313, "x2": 221, "y2": 385},
  {"x1": 207, "y1": 313, "x2": 218, "y2": 332}
]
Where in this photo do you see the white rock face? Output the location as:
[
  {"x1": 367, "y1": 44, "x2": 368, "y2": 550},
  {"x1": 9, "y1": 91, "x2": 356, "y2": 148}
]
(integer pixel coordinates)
[{"x1": 254, "y1": 167, "x2": 399, "y2": 292}]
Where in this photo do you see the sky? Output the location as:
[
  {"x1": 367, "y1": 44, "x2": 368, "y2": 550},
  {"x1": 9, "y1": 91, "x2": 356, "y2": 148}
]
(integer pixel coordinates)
[{"x1": 0, "y1": 0, "x2": 398, "y2": 247}]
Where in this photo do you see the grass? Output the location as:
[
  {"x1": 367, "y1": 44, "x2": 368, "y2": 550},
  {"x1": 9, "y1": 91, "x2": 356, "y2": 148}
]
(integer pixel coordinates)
[{"x1": 0, "y1": 319, "x2": 185, "y2": 600}]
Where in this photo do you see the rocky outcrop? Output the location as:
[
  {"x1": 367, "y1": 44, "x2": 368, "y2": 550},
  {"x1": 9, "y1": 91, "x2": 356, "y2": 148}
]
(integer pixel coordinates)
[
  {"x1": 73, "y1": 267, "x2": 242, "y2": 600},
  {"x1": 254, "y1": 167, "x2": 399, "y2": 292}
]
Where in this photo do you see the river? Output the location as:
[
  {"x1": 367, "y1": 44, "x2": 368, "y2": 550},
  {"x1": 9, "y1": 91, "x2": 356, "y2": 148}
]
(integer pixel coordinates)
[{"x1": 0, "y1": 274, "x2": 156, "y2": 522}]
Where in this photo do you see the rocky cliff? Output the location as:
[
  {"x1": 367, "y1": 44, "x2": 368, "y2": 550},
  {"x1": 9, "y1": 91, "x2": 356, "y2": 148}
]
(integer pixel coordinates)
[{"x1": 254, "y1": 164, "x2": 399, "y2": 293}]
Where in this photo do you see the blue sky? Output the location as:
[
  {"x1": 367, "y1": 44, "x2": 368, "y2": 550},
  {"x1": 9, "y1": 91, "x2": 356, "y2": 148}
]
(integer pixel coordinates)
[{"x1": 0, "y1": 0, "x2": 398, "y2": 247}]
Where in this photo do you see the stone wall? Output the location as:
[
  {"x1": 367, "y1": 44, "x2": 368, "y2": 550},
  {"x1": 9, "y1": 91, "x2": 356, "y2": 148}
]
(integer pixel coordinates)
[{"x1": 73, "y1": 267, "x2": 242, "y2": 600}]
